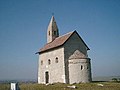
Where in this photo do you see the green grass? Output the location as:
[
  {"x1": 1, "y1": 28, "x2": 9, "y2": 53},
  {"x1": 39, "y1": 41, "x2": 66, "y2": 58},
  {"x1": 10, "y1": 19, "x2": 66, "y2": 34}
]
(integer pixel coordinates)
[{"x1": 0, "y1": 82, "x2": 120, "y2": 90}]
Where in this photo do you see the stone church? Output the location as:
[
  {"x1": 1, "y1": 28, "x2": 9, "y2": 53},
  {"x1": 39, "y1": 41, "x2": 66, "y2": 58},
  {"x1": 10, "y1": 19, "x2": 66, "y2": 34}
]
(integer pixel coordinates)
[{"x1": 36, "y1": 16, "x2": 92, "y2": 84}]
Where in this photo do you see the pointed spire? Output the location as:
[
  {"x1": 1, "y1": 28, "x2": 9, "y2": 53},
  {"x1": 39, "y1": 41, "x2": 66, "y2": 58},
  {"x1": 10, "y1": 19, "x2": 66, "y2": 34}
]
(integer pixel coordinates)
[
  {"x1": 47, "y1": 16, "x2": 59, "y2": 43},
  {"x1": 49, "y1": 16, "x2": 56, "y2": 27}
]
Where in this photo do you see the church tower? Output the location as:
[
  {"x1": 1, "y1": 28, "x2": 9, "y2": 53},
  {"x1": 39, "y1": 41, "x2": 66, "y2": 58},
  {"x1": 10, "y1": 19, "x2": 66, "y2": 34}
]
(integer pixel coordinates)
[{"x1": 47, "y1": 16, "x2": 59, "y2": 43}]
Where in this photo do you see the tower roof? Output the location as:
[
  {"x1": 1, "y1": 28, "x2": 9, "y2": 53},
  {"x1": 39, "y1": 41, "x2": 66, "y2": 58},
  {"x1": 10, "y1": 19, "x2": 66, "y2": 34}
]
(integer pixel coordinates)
[
  {"x1": 47, "y1": 16, "x2": 59, "y2": 43},
  {"x1": 49, "y1": 16, "x2": 56, "y2": 25},
  {"x1": 48, "y1": 16, "x2": 58, "y2": 33}
]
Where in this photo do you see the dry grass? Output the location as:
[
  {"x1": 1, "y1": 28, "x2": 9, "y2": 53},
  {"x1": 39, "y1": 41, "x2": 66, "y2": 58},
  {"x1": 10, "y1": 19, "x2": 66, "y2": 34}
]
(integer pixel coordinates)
[
  {"x1": 0, "y1": 83, "x2": 10, "y2": 90},
  {"x1": 0, "y1": 82, "x2": 120, "y2": 90}
]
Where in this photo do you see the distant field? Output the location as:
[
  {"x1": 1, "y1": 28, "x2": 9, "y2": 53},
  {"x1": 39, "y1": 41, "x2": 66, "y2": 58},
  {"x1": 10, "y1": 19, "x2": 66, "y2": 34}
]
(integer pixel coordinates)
[{"x1": 0, "y1": 82, "x2": 120, "y2": 90}]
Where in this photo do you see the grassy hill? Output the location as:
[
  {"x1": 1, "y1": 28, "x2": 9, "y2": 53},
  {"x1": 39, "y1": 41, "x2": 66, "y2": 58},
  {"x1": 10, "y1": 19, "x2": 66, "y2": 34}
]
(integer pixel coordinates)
[{"x1": 0, "y1": 82, "x2": 120, "y2": 90}]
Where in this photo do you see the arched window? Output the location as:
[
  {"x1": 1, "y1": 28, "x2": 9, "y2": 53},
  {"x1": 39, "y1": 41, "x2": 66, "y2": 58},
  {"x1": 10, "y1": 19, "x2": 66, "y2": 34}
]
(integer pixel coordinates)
[
  {"x1": 41, "y1": 60, "x2": 43, "y2": 65},
  {"x1": 55, "y1": 57, "x2": 58, "y2": 63},
  {"x1": 49, "y1": 31, "x2": 50, "y2": 36},
  {"x1": 54, "y1": 31, "x2": 56, "y2": 35},
  {"x1": 48, "y1": 59, "x2": 51, "y2": 65},
  {"x1": 81, "y1": 65, "x2": 83, "y2": 70}
]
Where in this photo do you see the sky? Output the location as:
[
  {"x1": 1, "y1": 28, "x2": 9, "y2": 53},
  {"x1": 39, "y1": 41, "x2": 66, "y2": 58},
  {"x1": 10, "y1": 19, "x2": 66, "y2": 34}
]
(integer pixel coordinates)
[{"x1": 0, "y1": 0, "x2": 120, "y2": 80}]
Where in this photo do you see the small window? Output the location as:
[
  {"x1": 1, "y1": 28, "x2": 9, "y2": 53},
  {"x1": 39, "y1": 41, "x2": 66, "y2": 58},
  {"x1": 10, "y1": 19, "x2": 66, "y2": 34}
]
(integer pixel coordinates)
[
  {"x1": 81, "y1": 65, "x2": 83, "y2": 70},
  {"x1": 87, "y1": 66, "x2": 89, "y2": 69},
  {"x1": 48, "y1": 59, "x2": 51, "y2": 65},
  {"x1": 54, "y1": 31, "x2": 56, "y2": 35},
  {"x1": 41, "y1": 60, "x2": 43, "y2": 65},
  {"x1": 55, "y1": 57, "x2": 58, "y2": 63},
  {"x1": 49, "y1": 31, "x2": 50, "y2": 36}
]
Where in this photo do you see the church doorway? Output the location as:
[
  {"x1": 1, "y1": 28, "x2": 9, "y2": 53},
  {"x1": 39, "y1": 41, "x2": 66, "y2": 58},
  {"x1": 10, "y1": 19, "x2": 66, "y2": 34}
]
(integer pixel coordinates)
[{"x1": 45, "y1": 71, "x2": 49, "y2": 83}]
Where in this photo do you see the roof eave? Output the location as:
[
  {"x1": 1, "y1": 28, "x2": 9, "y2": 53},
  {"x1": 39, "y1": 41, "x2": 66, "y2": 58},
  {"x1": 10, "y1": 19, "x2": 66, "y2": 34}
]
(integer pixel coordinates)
[{"x1": 37, "y1": 44, "x2": 63, "y2": 54}]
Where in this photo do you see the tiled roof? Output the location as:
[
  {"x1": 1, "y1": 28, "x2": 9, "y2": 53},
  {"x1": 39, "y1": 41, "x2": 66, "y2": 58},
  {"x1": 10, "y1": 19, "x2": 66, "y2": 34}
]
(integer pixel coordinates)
[
  {"x1": 69, "y1": 50, "x2": 87, "y2": 59},
  {"x1": 39, "y1": 31, "x2": 74, "y2": 53},
  {"x1": 37, "y1": 31, "x2": 90, "y2": 54}
]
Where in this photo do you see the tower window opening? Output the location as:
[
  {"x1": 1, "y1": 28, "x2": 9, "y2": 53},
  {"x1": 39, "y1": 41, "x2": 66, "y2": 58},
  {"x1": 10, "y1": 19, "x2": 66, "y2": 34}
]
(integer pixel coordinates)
[
  {"x1": 49, "y1": 31, "x2": 50, "y2": 36},
  {"x1": 48, "y1": 59, "x2": 51, "y2": 65},
  {"x1": 54, "y1": 31, "x2": 56, "y2": 35},
  {"x1": 81, "y1": 65, "x2": 83, "y2": 70},
  {"x1": 55, "y1": 57, "x2": 58, "y2": 63}
]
